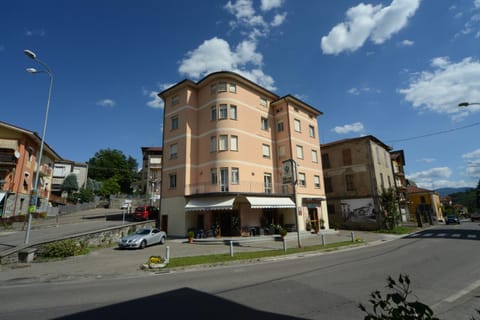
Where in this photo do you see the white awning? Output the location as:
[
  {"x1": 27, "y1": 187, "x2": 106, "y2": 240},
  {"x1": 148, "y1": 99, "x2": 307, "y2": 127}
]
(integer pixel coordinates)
[
  {"x1": 185, "y1": 197, "x2": 235, "y2": 211},
  {"x1": 0, "y1": 192, "x2": 6, "y2": 203},
  {"x1": 246, "y1": 196, "x2": 295, "y2": 209}
]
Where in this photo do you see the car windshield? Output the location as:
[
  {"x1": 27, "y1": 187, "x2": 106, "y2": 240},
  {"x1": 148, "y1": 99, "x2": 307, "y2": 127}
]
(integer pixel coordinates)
[{"x1": 136, "y1": 229, "x2": 151, "y2": 235}]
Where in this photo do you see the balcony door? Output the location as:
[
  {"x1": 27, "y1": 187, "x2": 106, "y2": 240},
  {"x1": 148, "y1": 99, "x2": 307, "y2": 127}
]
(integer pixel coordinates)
[{"x1": 220, "y1": 167, "x2": 229, "y2": 192}]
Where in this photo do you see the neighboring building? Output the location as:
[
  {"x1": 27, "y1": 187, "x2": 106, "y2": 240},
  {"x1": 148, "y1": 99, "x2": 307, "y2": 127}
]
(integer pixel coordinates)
[
  {"x1": 321, "y1": 135, "x2": 395, "y2": 229},
  {"x1": 0, "y1": 121, "x2": 61, "y2": 217},
  {"x1": 407, "y1": 186, "x2": 444, "y2": 224},
  {"x1": 50, "y1": 160, "x2": 88, "y2": 201},
  {"x1": 158, "y1": 71, "x2": 328, "y2": 237},
  {"x1": 140, "y1": 147, "x2": 163, "y2": 206},
  {"x1": 390, "y1": 150, "x2": 410, "y2": 222}
]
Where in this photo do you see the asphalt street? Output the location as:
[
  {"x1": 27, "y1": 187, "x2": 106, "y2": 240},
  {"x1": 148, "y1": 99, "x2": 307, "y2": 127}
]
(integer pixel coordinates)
[{"x1": 0, "y1": 208, "x2": 400, "y2": 284}]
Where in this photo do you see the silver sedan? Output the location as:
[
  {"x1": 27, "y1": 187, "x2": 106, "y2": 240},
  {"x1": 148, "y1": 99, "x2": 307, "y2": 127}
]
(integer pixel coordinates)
[{"x1": 118, "y1": 228, "x2": 167, "y2": 249}]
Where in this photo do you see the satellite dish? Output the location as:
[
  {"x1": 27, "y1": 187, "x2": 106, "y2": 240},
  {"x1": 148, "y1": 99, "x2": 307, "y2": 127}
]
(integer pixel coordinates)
[{"x1": 14, "y1": 151, "x2": 20, "y2": 159}]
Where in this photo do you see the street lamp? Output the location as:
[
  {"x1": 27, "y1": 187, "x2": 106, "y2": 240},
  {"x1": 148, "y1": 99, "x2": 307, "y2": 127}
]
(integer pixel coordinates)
[
  {"x1": 458, "y1": 102, "x2": 480, "y2": 107},
  {"x1": 23, "y1": 49, "x2": 54, "y2": 244}
]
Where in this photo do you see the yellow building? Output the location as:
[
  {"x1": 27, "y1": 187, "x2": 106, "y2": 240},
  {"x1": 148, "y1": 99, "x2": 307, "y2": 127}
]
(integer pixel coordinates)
[
  {"x1": 158, "y1": 71, "x2": 328, "y2": 237},
  {"x1": 407, "y1": 186, "x2": 444, "y2": 225}
]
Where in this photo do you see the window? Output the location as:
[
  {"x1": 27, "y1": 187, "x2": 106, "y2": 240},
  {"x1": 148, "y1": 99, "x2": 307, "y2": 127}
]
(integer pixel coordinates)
[
  {"x1": 380, "y1": 173, "x2": 384, "y2": 189},
  {"x1": 230, "y1": 105, "x2": 237, "y2": 119},
  {"x1": 229, "y1": 83, "x2": 236, "y2": 93},
  {"x1": 264, "y1": 173, "x2": 272, "y2": 193},
  {"x1": 325, "y1": 177, "x2": 333, "y2": 193},
  {"x1": 342, "y1": 148, "x2": 352, "y2": 166},
  {"x1": 376, "y1": 147, "x2": 381, "y2": 165},
  {"x1": 218, "y1": 82, "x2": 227, "y2": 92},
  {"x1": 210, "y1": 136, "x2": 217, "y2": 152},
  {"x1": 314, "y1": 175, "x2": 321, "y2": 188},
  {"x1": 169, "y1": 143, "x2": 178, "y2": 159},
  {"x1": 232, "y1": 168, "x2": 239, "y2": 184},
  {"x1": 294, "y1": 119, "x2": 301, "y2": 132},
  {"x1": 322, "y1": 153, "x2": 331, "y2": 169},
  {"x1": 312, "y1": 150, "x2": 318, "y2": 163},
  {"x1": 219, "y1": 104, "x2": 228, "y2": 119},
  {"x1": 171, "y1": 116, "x2": 179, "y2": 130},
  {"x1": 388, "y1": 175, "x2": 392, "y2": 188},
  {"x1": 210, "y1": 106, "x2": 216, "y2": 121},
  {"x1": 296, "y1": 145, "x2": 304, "y2": 159},
  {"x1": 220, "y1": 167, "x2": 229, "y2": 192},
  {"x1": 210, "y1": 83, "x2": 217, "y2": 94},
  {"x1": 172, "y1": 95, "x2": 179, "y2": 106},
  {"x1": 262, "y1": 144, "x2": 271, "y2": 158},
  {"x1": 277, "y1": 121, "x2": 284, "y2": 132},
  {"x1": 278, "y1": 145, "x2": 286, "y2": 158},
  {"x1": 219, "y1": 135, "x2": 228, "y2": 151},
  {"x1": 346, "y1": 174, "x2": 355, "y2": 191},
  {"x1": 309, "y1": 125, "x2": 315, "y2": 138},
  {"x1": 261, "y1": 117, "x2": 269, "y2": 130},
  {"x1": 230, "y1": 135, "x2": 238, "y2": 151},
  {"x1": 168, "y1": 173, "x2": 177, "y2": 189},
  {"x1": 298, "y1": 173, "x2": 306, "y2": 187},
  {"x1": 211, "y1": 168, "x2": 217, "y2": 184},
  {"x1": 260, "y1": 97, "x2": 267, "y2": 107}
]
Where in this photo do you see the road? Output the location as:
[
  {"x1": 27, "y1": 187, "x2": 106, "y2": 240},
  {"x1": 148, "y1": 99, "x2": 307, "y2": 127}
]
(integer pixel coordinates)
[{"x1": 0, "y1": 222, "x2": 479, "y2": 319}]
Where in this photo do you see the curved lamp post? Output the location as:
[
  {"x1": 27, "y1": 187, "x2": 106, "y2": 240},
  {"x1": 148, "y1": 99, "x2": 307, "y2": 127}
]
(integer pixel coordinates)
[{"x1": 24, "y1": 49, "x2": 53, "y2": 244}]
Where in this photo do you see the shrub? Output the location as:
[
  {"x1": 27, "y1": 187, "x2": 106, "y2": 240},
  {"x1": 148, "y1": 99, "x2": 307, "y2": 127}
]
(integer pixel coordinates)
[{"x1": 41, "y1": 239, "x2": 88, "y2": 258}]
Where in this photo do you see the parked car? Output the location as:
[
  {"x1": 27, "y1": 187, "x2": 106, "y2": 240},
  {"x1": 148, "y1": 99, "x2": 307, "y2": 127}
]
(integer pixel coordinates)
[
  {"x1": 471, "y1": 211, "x2": 480, "y2": 222},
  {"x1": 445, "y1": 215, "x2": 460, "y2": 225},
  {"x1": 133, "y1": 206, "x2": 159, "y2": 220},
  {"x1": 118, "y1": 228, "x2": 166, "y2": 249}
]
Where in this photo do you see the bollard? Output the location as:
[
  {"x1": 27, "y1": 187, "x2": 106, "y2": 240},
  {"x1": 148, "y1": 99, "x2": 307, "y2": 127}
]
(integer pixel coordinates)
[
  {"x1": 351, "y1": 231, "x2": 355, "y2": 242},
  {"x1": 283, "y1": 238, "x2": 287, "y2": 253},
  {"x1": 230, "y1": 241, "x2": 234, "y2": 257},
  {"x1": 165, "y1": 246, "x2": 170, "y2": 263},
  {"x1": 321, "y1": 233, "x2": 325, "y2": 246}
]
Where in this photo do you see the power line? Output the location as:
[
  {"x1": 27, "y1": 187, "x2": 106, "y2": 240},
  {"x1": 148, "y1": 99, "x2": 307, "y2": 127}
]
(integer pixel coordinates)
[{"x1": 385, "y1": 121, "x2": 480, "y2": 143}]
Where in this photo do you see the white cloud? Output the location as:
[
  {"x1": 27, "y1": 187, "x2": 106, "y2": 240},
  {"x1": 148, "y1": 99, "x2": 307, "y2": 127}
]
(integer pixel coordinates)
[
  {"x1": 24, "y1": 28, "x2": 46, "y2": 37},
  {"x1": 271, "y1": 13, "x2": 287, "y2": 27},
  {"x1": 463, "y1": 148, "x2": 480, "y2": 159},
  {"x1": 399, "y1": 56, "x2": 480, "y2": 119},
  {"x1": 475, "y1": 0, "x2": 480, "y2": 9},
  {"x1": 321, "y1": 0, "x2": 420, "y2": 55},
  {"x1": 331, "y1": 122, "x2": 365, "y2": 134},
  {"x1": 399, "y1": 39, "x2": 414, "y2": 46},
  {"x1": 96, "y1": 99, "x2": 115, "y2": 107},
  {"x1": 178, "y1": 37, "x2": 276, "y2": 90},
  {"x1": 417, "y1": 157, "x2": 436, "y2": 163},
  {"x1": 144, "y1": 83, "x2": 175, "y2": 109},
  {"x1": 462, "y1": 148, "x2": 480, "y2": 179},
  {"x1": 261, "y1": 0, "x2": 283, "y2": 11},
  {"x1": 347, "y1": 87, "x2": 381, "y2": 95},
  {"x1": 406, "y1": 167, "x2": 460, "y2": 188}
]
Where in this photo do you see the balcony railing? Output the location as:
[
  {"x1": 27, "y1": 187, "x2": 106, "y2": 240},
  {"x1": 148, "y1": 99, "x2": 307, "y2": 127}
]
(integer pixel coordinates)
[
  {"x1": 0, "y1": 152, "x2": 16, "y2": 166},
  {"x1": 185, "y1": 181, "x2": 293, "y2": 196}
]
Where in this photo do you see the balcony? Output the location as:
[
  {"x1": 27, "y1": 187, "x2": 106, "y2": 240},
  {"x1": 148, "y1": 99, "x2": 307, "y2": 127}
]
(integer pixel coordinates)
[
  {"x1": 0, "y1": 151, "x2": 17, "y2": 167},
  {"x1": 185, "y1": 181, "x2": 293, "y2": 196}
]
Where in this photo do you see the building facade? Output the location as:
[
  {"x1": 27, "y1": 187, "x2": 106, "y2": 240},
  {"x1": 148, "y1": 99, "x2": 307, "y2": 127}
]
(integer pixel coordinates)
[
  {"x1": 407, "y1": 186, "x2": 444, "y2": 225},
  {"x1": 390, "y1": 150, "x2": 410, "y2": 222},
  {"x1": 0, "y1": 121, "x2": 61, "y2": 217},
  {"x1": 51, "y1": 160, "x2": 88, "y2": 202},
  {"x1": 321, "y1": 135, "x2": 395, "y2": 230},
  {"x1": 140, "y1": 147, "x2": 163, "y2": 206},
  {"x1": 158, "y1": 71, "x2": 328, "y2": 237}
]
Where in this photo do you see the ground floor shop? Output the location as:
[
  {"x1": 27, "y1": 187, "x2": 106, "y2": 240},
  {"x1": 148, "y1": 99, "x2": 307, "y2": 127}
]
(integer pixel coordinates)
[{"x1": 161, "y1": 194, "x2": 329, "y2": 237}]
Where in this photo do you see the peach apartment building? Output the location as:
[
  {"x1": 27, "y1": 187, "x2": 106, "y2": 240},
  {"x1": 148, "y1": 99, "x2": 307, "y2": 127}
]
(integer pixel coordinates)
[{"x1": 158, "y1": 71, "x2": 328, "y2": 237}]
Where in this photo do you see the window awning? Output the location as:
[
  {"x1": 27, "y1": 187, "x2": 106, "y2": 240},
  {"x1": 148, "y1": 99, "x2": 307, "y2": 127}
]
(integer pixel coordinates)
[
  {"x1": 185, "y1": 197, "x2": 235, "y2": 211},
  {"x1": 246, "y1": 196, "x2": 295, "y2": 209}
]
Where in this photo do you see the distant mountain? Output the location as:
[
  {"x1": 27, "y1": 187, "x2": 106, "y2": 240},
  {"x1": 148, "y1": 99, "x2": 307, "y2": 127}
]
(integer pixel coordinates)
[{"x1": 435, "y1": 187, "x2": 473, "y2": 196}]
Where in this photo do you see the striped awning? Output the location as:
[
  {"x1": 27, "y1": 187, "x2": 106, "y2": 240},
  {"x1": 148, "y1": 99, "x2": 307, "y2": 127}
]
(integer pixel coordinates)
[
  {"x1": 246, "y1": 196, "x2": 295, "y2": 209},
  {"x1": 185, "y1": 197, "x2": 235, "y2": 211}
]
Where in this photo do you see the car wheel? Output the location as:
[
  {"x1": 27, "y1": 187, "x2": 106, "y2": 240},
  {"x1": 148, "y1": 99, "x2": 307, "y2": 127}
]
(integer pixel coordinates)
[
  {"x1": 139, "y1": 240, "x2": 146, "y2": 249},
  {"x1": 159, "y1": 237, "x2": 166, "y2": 245}
]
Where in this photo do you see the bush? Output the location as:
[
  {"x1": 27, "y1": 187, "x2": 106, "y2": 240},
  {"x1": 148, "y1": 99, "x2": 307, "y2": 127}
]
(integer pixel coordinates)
[{"x1": 41, "y1": 239, "x2": 89, "y2": 258}]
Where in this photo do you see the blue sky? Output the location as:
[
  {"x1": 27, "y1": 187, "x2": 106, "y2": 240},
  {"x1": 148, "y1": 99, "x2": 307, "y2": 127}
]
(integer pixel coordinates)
[{"x1": 1, "y1": 0, "x2": 480, "y2": 189}]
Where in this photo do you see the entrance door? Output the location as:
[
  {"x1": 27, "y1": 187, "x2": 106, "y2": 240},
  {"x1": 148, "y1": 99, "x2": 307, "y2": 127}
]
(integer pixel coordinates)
[{"x1": 308, "y1": 207, "x2": 319, "y2": 230}]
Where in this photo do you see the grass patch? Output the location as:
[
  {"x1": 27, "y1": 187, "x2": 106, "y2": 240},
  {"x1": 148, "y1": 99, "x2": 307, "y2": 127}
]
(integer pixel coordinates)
[
  {"x1": 376, "y1": 226, "x2": 419, "y2": 235},
  {"x1": 166, "y1": 240, "x2": 363, "y2": 268}
]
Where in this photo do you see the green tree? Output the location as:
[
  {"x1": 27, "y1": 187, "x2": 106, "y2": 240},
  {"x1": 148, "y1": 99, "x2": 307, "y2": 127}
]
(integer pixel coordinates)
[
  {"x1": 61, "y1": 174, "x2": 79, "y2": 194},
  {"x1": 87, "y1": 149, "x2": 139, "y2": 194},
  {"x1": 74, "y1": 187, "x2": 94, "y2": 203},
  {"x1": 380, "y1": 187, "x2": 399, "y2": 230},
  {"x1": 99, "y1": 177, "x2": 121, "y2": 197}
]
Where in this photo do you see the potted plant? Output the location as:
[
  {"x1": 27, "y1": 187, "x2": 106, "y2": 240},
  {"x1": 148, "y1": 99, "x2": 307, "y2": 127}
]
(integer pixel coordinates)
[
  {"x1": 279, "y1": 228, "x2": 288, "y2": 238},
  {"x1": 187, "y1": 230, "x2": 195, "y2": 243}
]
